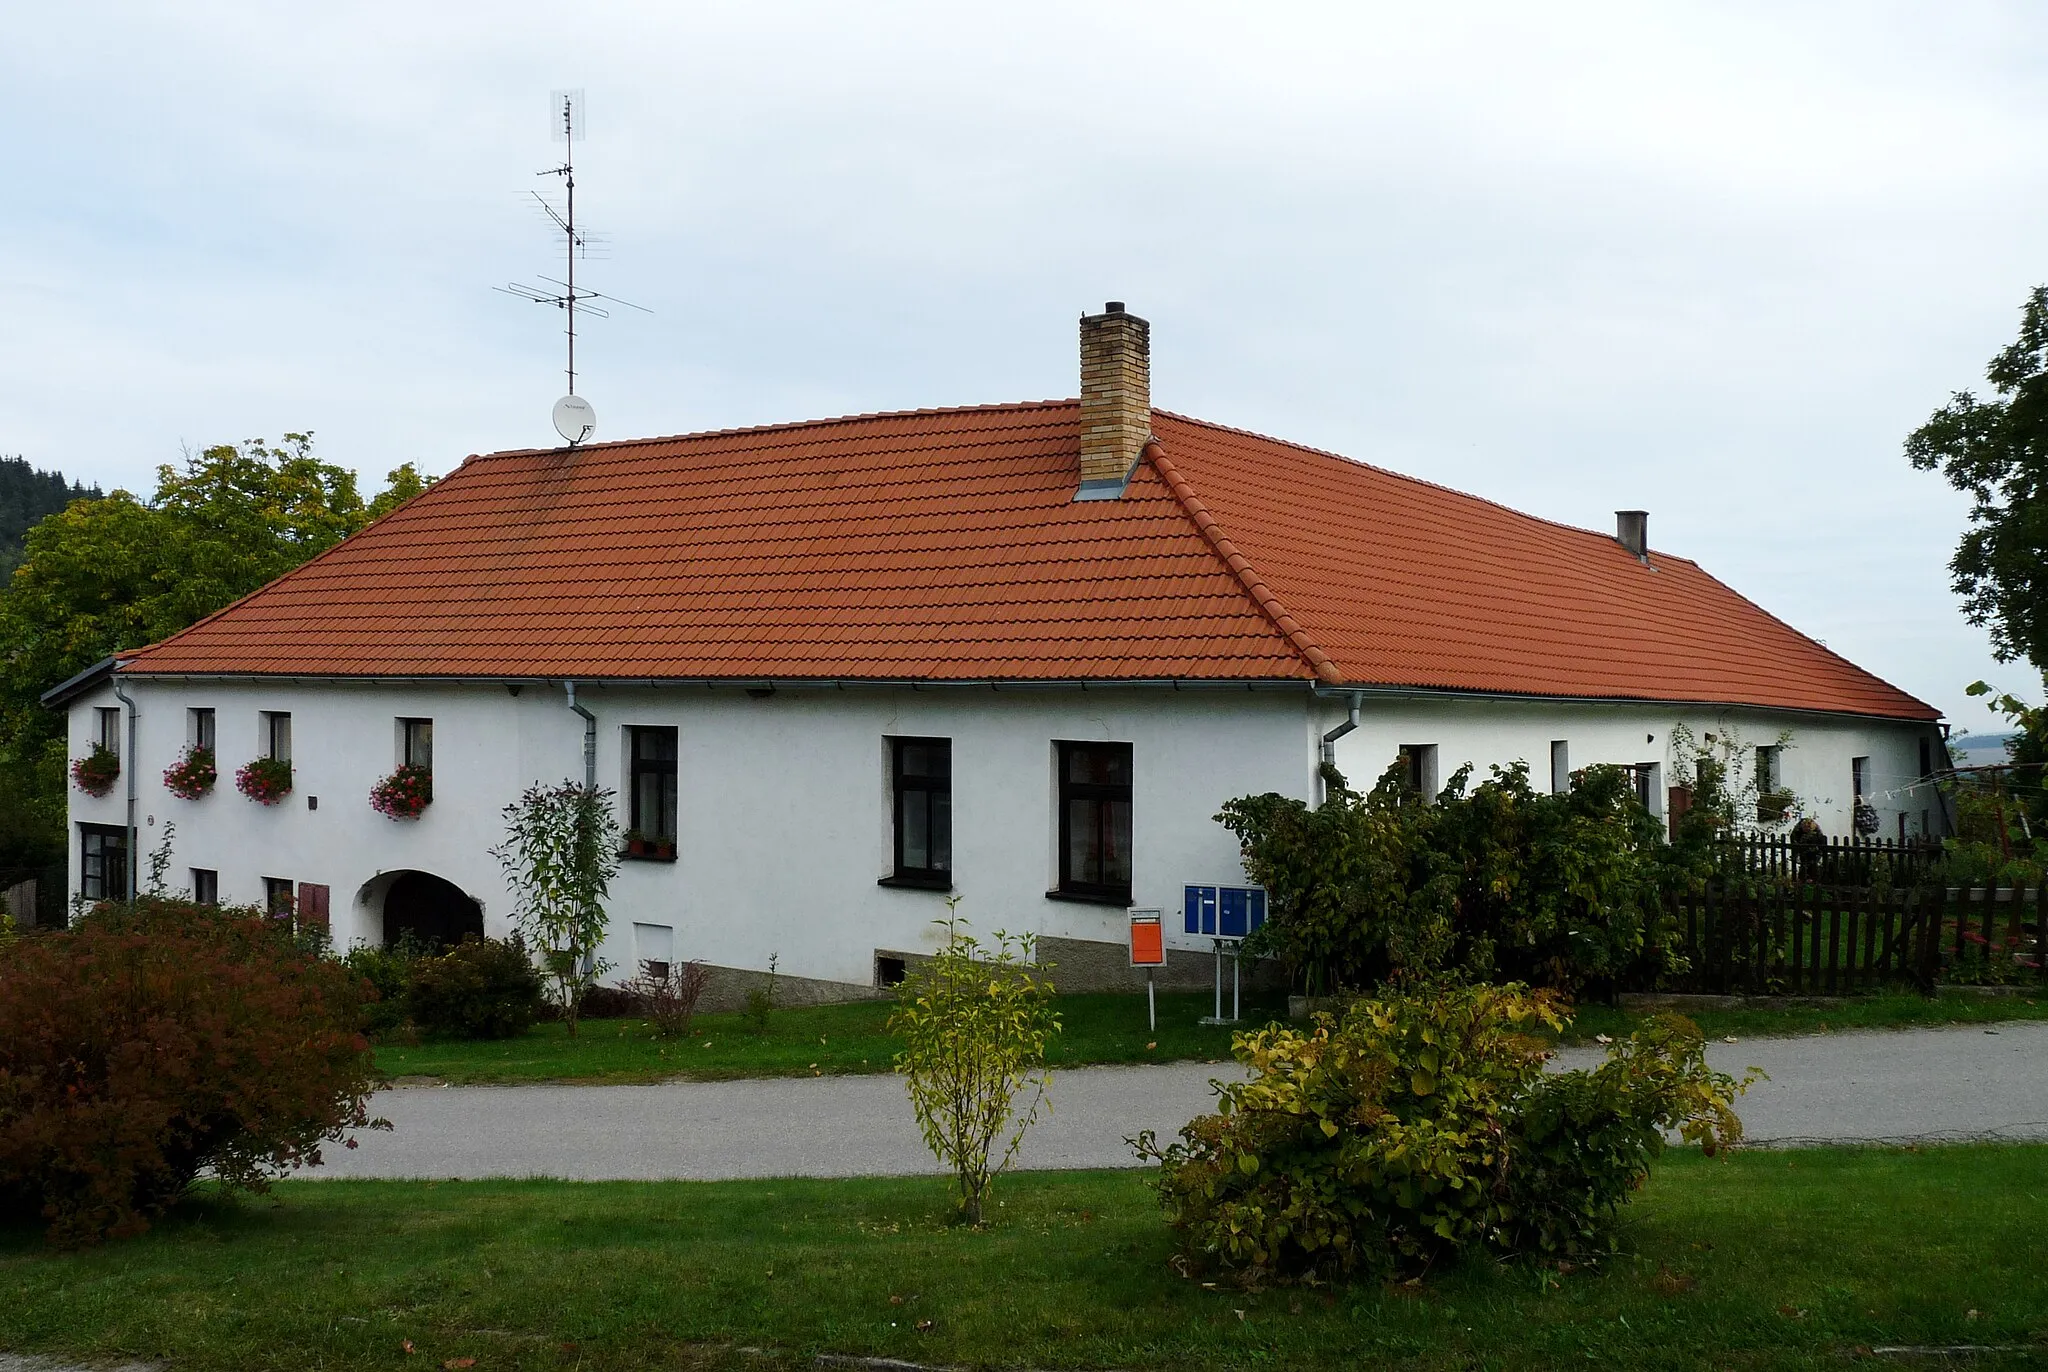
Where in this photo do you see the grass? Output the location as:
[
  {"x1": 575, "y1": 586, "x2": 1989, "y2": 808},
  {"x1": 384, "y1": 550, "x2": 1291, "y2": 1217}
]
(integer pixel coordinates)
[
  {"x1": 376, "y1": 988, "x2": 2048, "y2": 1086},
  {"x1": 2, "y1": 1147, "x2": 2045, "y2": 1371},
  {"x1": 1561, "y1": 988, "x2": 2048, "y2": 1046},
  {"x1": 374, "y1": 990, "x2": 1285, "y2": 1085}
]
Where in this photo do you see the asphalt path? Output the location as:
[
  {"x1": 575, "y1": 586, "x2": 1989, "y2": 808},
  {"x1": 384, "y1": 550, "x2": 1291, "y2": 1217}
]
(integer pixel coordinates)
[{"x1": 308, "y1": 1021, "x2": 2048, "y2": 1182}]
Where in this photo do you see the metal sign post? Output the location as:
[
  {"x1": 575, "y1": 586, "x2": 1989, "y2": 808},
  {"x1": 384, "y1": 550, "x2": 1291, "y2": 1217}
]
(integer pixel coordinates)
[
  {"x1": 1128, "y1": 909, "x2": 1164, "y2": 1033},
  {"x1": 1184, "y1": 884, "x2": 1265, "y2": 1026}
]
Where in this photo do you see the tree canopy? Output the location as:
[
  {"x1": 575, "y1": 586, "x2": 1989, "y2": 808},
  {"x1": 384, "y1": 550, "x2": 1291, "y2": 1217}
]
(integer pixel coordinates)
[
  {"x1": 0, "y1": 457, "x2": 100, "y2": 580},
  {"x1": 1908, "y1": 285, "x2": 2048, "y2": 671},
  {"x1": 0, "y1": 436, "x2": 430, "y2": 868}
]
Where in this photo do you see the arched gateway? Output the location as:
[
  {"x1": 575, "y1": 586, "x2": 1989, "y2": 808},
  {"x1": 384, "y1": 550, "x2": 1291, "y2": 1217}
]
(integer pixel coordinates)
[{"x1": 379, "y1": 870, "x2": 484, "y2": 949}]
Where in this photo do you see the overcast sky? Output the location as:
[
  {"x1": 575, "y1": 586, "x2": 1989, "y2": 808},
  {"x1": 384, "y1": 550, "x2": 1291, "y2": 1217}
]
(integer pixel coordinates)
[{"x1": 3, "y1": 2, "x2": 2043, "y2": 731}]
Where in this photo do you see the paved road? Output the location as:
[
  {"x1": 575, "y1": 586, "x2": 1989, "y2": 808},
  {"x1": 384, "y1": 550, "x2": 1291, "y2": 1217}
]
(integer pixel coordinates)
[{"x1": 308, "y1": 1021, "x2": 2048, "y2": 1182}]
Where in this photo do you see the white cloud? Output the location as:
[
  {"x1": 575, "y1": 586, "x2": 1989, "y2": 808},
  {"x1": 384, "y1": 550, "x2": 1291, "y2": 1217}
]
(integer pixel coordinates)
[{"x1": 2, "y1": 0, "x2": 2043, "y2": 726}]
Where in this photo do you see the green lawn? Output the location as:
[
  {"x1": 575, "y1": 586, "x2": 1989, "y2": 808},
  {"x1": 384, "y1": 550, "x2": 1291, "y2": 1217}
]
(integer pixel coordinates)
[
  {"x1": 376, "y1": 988, "x2": 2048, "y2": 1086},
  {"x1": 1562, "y1": 988, "x2": 2048, "y2": 1046},
  {"x1": 3, "y1": 1147, "x2": 2045, "y2": 1371},
  {"x1": 374, "y1": 990, "x2": 1283, "y2": 1085}
]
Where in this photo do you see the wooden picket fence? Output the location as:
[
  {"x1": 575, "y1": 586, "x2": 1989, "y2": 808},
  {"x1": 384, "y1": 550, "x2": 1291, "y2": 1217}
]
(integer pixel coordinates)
[
  {"x1": 1666, "y1": 878, "x2": 2045, "y2": 996},
  {"x1": 1712, "y1": 834, "x2": 1945, "y2": 887}
]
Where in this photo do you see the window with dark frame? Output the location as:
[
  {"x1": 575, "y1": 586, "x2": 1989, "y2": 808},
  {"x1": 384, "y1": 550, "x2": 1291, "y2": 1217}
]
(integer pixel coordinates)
[
  {"x1": 94, "y1": 707, "x2": 120, "y2": 754},
  {"x1": 1398, "y1": 743, "x2": 1438, "y2": 800},
  {"x1": 192, "y1": 868, "x2": 219, "y2": 905},
  {"x1": 262, "y1": 711, "x2": 291, "y2": 761},
  {"x1": 627, "y1": 726, "x2": 679, "y2": 844},
  {"x1": 190, "y1": 707, "x2": 215, "y2": 752},
  {"x1": 1056, "y1": 741, "x2": 1132, "y2": 904},
  {"x1": 1851, "y1": 755, "x2": 1870, "y2": 801},
  {"x1": 888, "y1": 737, "x2": 952, "y2": 886},
  {"x1": 263, "y1": 877, "x2": 295, "y2": 920},
  {"x1": 1755, "y1": 745, "x2": 1785, "y2": 822},
  {"x1": 79, "y1": 823, "x2": 128, "y2": 902},
  {"x1": 399, "y1": 717, "x2": 433, "y2": 770}
]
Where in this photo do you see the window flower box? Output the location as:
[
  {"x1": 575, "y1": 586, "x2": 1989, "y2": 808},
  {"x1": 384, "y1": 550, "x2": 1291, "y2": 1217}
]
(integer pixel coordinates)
[
  {"x1": 163, "y1": 745, "x2": 218, "y2": 800},
  {"x1": 370, "y1": 764, "x2": 433, "y2": 820},
  {"x1": 621, "y1": 832, "x2": 676, "y2": 861},
  {"x1": 236, "y1": 756, "x2": 294, "y2": 805},
  {"x1": 70, "y1": 743, "x2": 119, "y2": 797}
]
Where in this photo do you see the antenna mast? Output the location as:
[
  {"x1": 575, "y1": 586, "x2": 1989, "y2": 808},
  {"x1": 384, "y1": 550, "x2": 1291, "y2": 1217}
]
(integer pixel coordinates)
[{"x1": 497, "y1": 89, "x2": 649, "y2": 446}]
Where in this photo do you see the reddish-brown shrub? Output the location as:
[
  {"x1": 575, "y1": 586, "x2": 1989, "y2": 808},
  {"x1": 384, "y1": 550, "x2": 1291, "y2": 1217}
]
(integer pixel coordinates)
[{"x1": 0, "y1": 898, "x2": 382, "y2": 1244}]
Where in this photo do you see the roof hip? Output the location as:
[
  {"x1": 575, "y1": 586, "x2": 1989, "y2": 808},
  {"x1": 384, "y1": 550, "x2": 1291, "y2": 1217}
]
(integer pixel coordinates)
[{"x1": 1142, "y1": 440, "x2": 1346, "y2": 687}]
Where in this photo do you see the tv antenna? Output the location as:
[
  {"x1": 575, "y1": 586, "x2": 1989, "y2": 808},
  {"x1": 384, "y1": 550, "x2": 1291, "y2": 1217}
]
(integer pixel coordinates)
[{"x1": 497, "y1": 90, "x2": 649, "y2": 446}]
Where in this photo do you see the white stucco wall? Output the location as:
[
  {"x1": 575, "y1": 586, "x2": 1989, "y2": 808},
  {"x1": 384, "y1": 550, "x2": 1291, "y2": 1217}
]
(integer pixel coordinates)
[{"x1": 62, "y1": 677, "x2": 1943, "y2": 992}]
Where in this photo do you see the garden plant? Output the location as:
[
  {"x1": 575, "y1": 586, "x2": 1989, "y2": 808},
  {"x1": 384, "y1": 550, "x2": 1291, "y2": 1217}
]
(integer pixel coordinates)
[
  {"x1": 890, "y1": 907, "x2": 1061, "y2": 1224},
  {"x1": 1222, "y1": 760, "x2": 1672, "y2": 996},
  {"x1": 0, "y1": 897, "x2": 381, "y2": 1244},
  {"x1": 160, "y1": 745, "x2": 216, "y2": 800},
  {"x1": 490, "y1": 780, "x2": 620, "y2": 1035},
  {"x1": 234, "y1": 755, "x2": 293, "y2": 805},
  {"x1": 1136, "y1": 981, "x2": 1749, "y2": 1283},
  {"x1": 405, "y1": 935, "x2": 545, "y2": 1039}
]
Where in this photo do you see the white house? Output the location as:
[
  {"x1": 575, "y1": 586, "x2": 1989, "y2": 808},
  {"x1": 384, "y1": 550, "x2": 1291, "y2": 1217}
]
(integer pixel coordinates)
[{"x1": 48, "y1": 304, "x2": 1947, "y2": 1002}]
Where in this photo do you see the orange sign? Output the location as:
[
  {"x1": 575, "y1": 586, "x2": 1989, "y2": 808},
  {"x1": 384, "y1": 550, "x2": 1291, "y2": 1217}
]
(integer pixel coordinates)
[{"x1": 1129, "y1": 910, "x2": 1165, "y2": 966}]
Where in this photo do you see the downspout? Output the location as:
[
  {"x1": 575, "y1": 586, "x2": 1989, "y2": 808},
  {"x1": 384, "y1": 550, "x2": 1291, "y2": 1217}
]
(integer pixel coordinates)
[
  {"x1": 1318, "y1": 691, "x2": 1362, "y2": 806},
  {"x1": 563, "y1": 682, "x2": 596, "y2": 790},
  {"x1": 110, "y1": 678, "x2": 140, "y2": 900}
]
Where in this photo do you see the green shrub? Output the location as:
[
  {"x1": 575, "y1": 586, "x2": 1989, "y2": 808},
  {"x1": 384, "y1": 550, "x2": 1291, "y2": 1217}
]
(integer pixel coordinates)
[
  {"x1": 0, "y1": 898, "x2": 379, "y2": 1245},
  {"x1": 1135, "y1": 983, "x2": 1746, "y2": 1283},
  {"x1": 340, "y1": 935, "x2": 427, "y2": 1036},
  {"x1": 1222, "y1": 761, "x2": 1672, "y2": 995},
  {"x1": 406, "y1": 936, "x2": 543, "y2": 1040},
  {"x1": 890, "y1": 911, "x2": 1060, "y2": 1225}
]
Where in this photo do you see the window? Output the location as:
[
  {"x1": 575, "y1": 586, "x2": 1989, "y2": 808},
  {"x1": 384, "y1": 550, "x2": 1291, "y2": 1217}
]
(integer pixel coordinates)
[
  {"x1": 399, "y1": 717, "x2": 433, "y2": 770},
  {"x1": 263, "y1": 877, "x2": 295, "y2": 920},
  {"x1": 1918, "y1": 737, "x2": 1933, "y2": 779},
  {"x1": 189, "y1": 707, "x2": 216, "y2": 753},
  {"x1": 1548, "y1": 740, "x2": 1570, "y2": 795},
  {"x1": 1851, "y1": 755, "x2": 1870, "y2": 801},
  {"x1": 1632, "y1": 762, "x2": 1663, "y2": 817},
  {"x1": 1056, "y1": 741, "x2": 1132, "y2": 903},
  {"x1": 261, "y1": 711, "x2": 292, "y2": 761},
  {"x1": 1398, "y1": 743, "x2": 1439, "y2": 800},
  {"x1": 627, "y1": 726, "x2": 679, "y2": 843},
  {"x1": 888, "y1": 737, "x2": 952, "y2": 886},
  {"x1": 79, "y1": 823, "x2": 129, "y2": 902},
  {"x1": 191, "y1": 868, "x2": 218, "y2": 905},
  {"x1": 94, "y1": 707, "x2": 121, "y2": 754},
  {"x1": 1755, "y1": 745, "x2": 1786, "y2": 822}
]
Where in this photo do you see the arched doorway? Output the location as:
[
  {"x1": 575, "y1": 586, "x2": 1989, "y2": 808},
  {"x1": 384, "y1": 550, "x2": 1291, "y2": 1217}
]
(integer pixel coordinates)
[{"x1": 381, "y1": 871, "x2": 484, "y2": 949}]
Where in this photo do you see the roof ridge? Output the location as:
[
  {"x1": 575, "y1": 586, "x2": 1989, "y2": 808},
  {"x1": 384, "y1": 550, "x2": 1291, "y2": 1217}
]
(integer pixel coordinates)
[
  {"x1": 471, "y1": 398, "x2": 1081, "y2": 463},
  {"x1": 1142, "y1": 441, "x2": 1345, "y2": 687}
]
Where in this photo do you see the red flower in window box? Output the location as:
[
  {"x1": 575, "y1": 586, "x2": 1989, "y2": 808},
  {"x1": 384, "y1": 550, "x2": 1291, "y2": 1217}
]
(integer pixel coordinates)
[
  {"x1": 369, "y1": 764, "x2": 433, "y2": 820},
  {"x1": 236, "y1": 756, "x2": 295, "y2": 805},
  {"x1": 70, "y1": 743, "x2": 120, "y2": 797},
  {"x1": 163, "y1": 746, "x2": 218, "y2": 800}
]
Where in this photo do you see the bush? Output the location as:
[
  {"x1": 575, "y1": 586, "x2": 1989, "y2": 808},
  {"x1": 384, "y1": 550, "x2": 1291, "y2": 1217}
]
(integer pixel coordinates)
[
  {"x1": 890, "y1": 910, "x2": 1060, "y2": 1224},
  {"x1": 631, "y1": 960, "x2": 710, "y2": 1038},
  {"x1": 340, "y1": 936, "x2": 427, "y2": 1037},
  {"x1": 406, "y1": 936, "x2": 544, "y2": 1039},
  {"x1": 0, "y1": 898, "x2": 380, "y2": 1245},
  {"x1": 1222, "y1": 760, "x2": 1671, "y2": 995},
  {"x1": 575, "y1": 983, "x2": 642, "y2": 1020},
  {"x1": 1135, "y1": 983, "x2": 1746, "y2": 1284}
]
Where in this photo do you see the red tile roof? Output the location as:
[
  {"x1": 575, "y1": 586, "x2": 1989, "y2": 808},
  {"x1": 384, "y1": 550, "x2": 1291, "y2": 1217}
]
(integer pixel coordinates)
[{"x1": 120, "y1": 400, "x2": 1937, "y2": 721}]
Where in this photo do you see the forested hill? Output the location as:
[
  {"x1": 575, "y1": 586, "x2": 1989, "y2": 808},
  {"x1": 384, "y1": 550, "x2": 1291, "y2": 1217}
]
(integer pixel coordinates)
[{"x1": 0, "y1": 457, "x2": 100, "y2": 577}]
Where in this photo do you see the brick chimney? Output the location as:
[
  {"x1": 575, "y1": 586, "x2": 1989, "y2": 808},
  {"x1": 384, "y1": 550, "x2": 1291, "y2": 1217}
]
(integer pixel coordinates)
[{"x1": 1076, "y1": 302, "x2": 1150, "y2": 500}]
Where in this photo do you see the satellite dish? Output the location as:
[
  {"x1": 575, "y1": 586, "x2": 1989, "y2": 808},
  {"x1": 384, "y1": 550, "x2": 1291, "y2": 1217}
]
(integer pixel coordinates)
[{"x1": 553, "y1": 394, "x2": 596, "y2": 446}]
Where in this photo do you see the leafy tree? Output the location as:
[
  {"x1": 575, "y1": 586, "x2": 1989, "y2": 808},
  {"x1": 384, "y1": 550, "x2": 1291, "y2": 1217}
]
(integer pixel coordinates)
[
  {"x1": 889, "y1": 906, "x2": 1060, "y2": 1225},
  {"x1": 490, "y1": 782, "x2": 620, "y2": 1035},
  {"x1": 0, "y1": 437, "x2": 431, "y2": 867},
  {"x1": 0, "y1": 457, "x2": 99, "y2": 581},
  {"x1": 1908, "y1": 285, "x2": 2048, "y2": 671}
]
